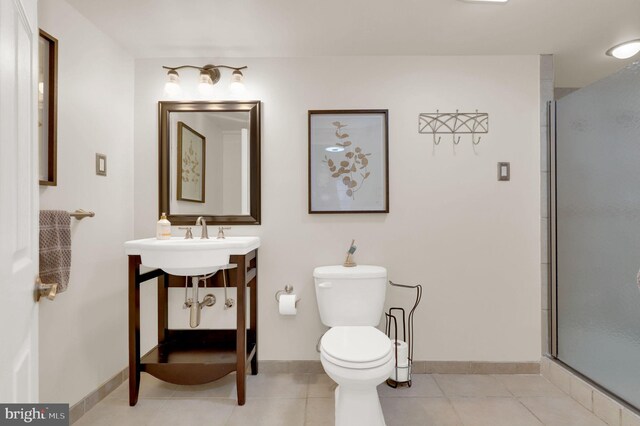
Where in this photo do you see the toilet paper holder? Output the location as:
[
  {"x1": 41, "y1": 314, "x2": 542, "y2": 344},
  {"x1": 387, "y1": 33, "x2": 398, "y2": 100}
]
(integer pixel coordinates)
[
  {"x1": 385, "y1": 280, "x2": 423, "y2": 389},
  {"x1": 275, "y1": 285, "x2": 301, "y2": 307}
]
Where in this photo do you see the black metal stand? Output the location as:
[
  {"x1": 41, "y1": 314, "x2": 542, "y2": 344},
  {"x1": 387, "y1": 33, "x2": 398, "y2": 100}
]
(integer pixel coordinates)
[{"x1": 385, "y1": 281, "x2": 422, "y2": 388}]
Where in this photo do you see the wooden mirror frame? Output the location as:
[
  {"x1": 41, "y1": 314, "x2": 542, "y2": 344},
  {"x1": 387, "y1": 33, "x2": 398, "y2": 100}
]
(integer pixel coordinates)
[
  {"x1": 158, "y1": 100, "x2": 261, "y2": 226},
  {"x1": 39, "y1": 29, "x2": 58, "y2": 186}
]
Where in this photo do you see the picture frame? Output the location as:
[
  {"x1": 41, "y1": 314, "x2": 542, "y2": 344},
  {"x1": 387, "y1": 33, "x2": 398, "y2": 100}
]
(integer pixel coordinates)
[
  {"x1": 177, "y1": 121, "x2": 206, "y2": 203},
  {"x1": 308, "y1": 110, "x2": 389, "y2": 213},
  {"x1": 38, "y1": 29, "x2": 58, "y2": 186}
]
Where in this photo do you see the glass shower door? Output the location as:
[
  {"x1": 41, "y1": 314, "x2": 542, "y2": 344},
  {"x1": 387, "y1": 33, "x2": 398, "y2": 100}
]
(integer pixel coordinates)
[{"x1": 554, "y1": 62, "x2": 640, "y2": 409}]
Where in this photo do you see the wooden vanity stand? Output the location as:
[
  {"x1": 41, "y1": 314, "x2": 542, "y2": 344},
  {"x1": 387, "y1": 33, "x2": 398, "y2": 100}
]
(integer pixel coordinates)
[{"x1": 127, "y1": 250, "x2": 258, "y2": 406}]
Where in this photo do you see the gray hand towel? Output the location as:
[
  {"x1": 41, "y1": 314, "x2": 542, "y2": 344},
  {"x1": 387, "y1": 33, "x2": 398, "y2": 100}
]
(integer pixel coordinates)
[{"x1": 39, "y1": 210, "x2": 71, "y2": 293}]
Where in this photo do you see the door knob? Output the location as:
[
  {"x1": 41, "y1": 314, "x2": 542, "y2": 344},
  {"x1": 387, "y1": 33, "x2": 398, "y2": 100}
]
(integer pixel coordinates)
[{"x1": 35, "y1": 277, "x2": 58, "y2": 302}]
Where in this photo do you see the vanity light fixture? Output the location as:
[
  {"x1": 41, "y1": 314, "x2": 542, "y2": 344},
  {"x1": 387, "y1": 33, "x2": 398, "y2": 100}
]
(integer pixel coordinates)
[
  {"x1": 606, "y1": 39, "x2": 640, "y2": 59},
  {"x1": 162, "y1": 64, "x2": 248, "y2": 96}
]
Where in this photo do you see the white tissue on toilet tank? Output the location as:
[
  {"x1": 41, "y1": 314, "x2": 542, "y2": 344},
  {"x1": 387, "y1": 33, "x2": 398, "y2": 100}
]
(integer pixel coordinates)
[{"x1": 168, "y1": 288, "x2": 250, "y2": 329}]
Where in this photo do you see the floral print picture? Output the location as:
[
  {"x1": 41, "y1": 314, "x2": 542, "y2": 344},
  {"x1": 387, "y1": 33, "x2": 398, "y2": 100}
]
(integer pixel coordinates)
[
  {"x1": 177, "y1": 121, "x2": 206, "y2": 203},
  {"x1": 309, "y1": 110, "x2": 388, "y2": 213}
]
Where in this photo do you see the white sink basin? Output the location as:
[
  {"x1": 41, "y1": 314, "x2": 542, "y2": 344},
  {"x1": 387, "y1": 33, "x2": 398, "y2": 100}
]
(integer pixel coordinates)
[{"x1": 124, "y1": 236, "x2": 260, "y2": 276}]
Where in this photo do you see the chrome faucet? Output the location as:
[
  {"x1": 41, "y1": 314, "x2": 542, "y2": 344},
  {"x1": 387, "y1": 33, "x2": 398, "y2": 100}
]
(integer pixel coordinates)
[{"x1": 195, "y1": 216, "x2": 209, "y2": 239}]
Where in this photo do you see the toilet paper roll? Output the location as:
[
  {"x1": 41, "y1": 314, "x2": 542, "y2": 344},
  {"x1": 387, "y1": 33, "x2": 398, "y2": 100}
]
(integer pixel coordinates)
[
  {"x1": 390, "y1": 364, "x2": 410, "y2": 382},
  {"x1": 389, "y1": 339, "x2": 410, "y2": 382},
  {"x1": 391, "y1": 339, "x2": 409, "y2": 366},
  {"x1": 278, "y1": 294, "x2": 297, "y2": 315}
]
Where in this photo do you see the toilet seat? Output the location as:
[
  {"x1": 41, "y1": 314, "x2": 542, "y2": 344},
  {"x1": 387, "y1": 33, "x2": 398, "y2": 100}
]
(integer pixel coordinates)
[{"x1": 321, "y1": 326, "x2": 392, "y2": 370}]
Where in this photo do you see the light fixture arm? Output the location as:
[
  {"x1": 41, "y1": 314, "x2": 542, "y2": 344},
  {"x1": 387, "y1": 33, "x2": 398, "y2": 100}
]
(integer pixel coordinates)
[{"x1": 162, "y1": 65, "x2": 248, "y2": 72}]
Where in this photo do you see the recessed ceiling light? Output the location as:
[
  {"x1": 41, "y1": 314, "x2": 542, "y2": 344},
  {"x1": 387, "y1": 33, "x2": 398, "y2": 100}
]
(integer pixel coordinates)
[
  {"x1": 606, "y1": 39, "x2": 640, "y2": 59},
  {"x1": 458, "y1": 0, "x2": 509, "y2": 3},
  {"x1": 325, "y1": 146, "x2": 345, "y2": 153}
]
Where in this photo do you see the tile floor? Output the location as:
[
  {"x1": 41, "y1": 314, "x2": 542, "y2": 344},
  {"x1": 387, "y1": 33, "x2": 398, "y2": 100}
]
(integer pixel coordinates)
[{"x1": 75, "y1": 373, "x2": 609, "y2": 425}]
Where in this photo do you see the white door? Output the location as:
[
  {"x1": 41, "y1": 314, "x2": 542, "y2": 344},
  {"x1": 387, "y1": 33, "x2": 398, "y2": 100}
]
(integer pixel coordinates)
[{"x1": 0, "y1": 0, "x2": 40, "y2": 403}]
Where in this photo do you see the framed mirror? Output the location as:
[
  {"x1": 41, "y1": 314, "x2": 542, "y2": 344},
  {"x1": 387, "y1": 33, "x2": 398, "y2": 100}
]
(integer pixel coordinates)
[
  {"x1": 159, "y1": 101, "x2": 261, "y2": 225},
  {"x1": 39, "y1": 29, "x2": 58, "y2": 186}
]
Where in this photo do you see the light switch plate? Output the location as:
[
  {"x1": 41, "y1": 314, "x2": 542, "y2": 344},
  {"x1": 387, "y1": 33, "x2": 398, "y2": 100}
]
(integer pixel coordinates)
[
  {"x1": 498, "y1": 162, "x2": 510, "y2": 181},
  {"x1": 96, "y1": 153, "x2": 107, "y2": 176}
]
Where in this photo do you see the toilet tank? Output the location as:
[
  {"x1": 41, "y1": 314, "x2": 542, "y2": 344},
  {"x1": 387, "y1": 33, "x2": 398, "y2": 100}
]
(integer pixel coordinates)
[{"x1": 313, "y1": 265, "x2": 387, "y2": 327}]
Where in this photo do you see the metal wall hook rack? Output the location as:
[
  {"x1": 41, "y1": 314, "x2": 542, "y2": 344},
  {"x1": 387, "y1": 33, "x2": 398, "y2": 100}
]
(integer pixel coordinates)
[{"x1": 419, "y1": 109, "x2": 489, "y2": 147}]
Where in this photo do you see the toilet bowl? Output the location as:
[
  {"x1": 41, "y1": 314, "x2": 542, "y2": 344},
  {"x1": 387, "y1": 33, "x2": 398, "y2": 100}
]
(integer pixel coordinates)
[
  {"x1": 320, "y1": 326, "x2": 393, "y2": 426},
  {"x1": 314, "y1": 265, "x2": 391, "y2": 426}
]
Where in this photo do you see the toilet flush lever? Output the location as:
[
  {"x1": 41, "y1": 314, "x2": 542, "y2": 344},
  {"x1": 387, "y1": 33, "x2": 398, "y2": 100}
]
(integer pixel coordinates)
[{"x1": 318, "y1": 282, "x2": 332, "y2": 289}]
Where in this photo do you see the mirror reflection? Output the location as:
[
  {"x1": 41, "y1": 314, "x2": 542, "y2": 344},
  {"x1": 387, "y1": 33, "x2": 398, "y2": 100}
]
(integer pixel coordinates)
[{"x1": 169, "y1": 111, "x2": 250, "y2": 216}]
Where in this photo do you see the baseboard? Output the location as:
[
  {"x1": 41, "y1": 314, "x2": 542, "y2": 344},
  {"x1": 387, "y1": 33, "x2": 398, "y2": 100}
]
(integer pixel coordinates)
[
  {"x1": 69, "y1": 368, "x2": 128, "y2": 425},
  {"x1": 259, "y1": 360, "x2": 540, "y2": 374},
  {"x1": 541, "y1": 356, "x2": 640, "y2": 426}
]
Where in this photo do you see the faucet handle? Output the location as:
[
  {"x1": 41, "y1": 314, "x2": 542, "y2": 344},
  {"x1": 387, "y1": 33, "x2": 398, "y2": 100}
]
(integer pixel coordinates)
[
  {"x1": 178, "y1": 227, "x2": 193, "y2": 239},
  {"x1": 217, "y1": 226, "x2": 231, "y2": 239}
]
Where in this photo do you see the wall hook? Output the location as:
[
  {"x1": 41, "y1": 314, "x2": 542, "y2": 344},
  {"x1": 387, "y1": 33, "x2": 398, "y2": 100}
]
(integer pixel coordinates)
[{"x1": 472, "y1": 134, "x2": 482, "y2": 145}]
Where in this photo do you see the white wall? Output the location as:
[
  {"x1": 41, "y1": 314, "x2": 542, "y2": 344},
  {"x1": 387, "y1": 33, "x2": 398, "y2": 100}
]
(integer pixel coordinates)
[
  {"x1": 134, "y1": 56, "x2": 541, "y2": 362},
  {"x1": 38, "y1": 0, "x2": 134, "y2": 406}
]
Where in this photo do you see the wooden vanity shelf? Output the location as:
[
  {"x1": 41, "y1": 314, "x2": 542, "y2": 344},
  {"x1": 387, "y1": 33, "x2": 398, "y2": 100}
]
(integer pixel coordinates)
[{"x1": 128, "y1": 250, "x2": 258, "y2": 406}]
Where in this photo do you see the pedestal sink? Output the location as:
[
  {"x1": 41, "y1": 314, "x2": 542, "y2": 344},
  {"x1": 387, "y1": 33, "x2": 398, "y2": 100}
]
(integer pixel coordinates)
[{"x1": 124, "y1": 236, "x2": 260, "y2": 276}]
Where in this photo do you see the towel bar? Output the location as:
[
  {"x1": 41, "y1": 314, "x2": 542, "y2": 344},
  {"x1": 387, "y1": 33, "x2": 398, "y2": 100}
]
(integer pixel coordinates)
[{"x1": 69, "y1": 209, "x2": 95, "y2": 220}]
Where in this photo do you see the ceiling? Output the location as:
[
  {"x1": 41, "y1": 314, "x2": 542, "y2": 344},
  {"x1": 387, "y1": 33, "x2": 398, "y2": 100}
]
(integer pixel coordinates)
[{"x1": 65, "y1": 0, "x2": 640, "y2": 87}]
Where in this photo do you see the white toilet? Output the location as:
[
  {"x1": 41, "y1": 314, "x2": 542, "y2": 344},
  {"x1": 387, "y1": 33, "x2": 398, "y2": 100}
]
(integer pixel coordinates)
[{"x1": 314, "y1": 265, "x2": 393, "y2": 426}]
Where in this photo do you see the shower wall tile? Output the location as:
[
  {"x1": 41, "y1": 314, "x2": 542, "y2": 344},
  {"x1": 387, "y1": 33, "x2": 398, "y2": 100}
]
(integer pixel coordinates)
[
  {"x1": 539, "y1": 55, "x2": 554, "y2": 356},
  {"x1": 571, "y1": 376, "x2": 594, "y2": 411},
  {"x1": 541, "y1": 218, "x2": 549, "y2": 262},
  {"x1": 541, "y1": 126, "x2": 549, "y2": 172},
  {"x1": 541, "y1": 263, "x2": 549, "y2": 310},
  {"x1": 622, "y1": 410, "x2": 640, "y2": 426},
  {"x1": 593, "y1": 390, "x2": 622, "y2": 426}
]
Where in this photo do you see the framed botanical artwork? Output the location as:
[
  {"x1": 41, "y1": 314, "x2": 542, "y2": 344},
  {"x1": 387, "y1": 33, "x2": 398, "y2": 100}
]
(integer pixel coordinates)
[
  {"x1": 177, "y1": 121, "x2": 206, "y2": 203},
  {"x1": 308, "y1": 110, "x2": 389, "y2": 213},
  {"x1": 39, "y1": 29, "x2": 58, "y2": 186}
]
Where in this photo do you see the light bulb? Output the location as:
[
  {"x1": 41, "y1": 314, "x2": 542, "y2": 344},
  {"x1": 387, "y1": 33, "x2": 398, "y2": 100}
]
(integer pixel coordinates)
[
  {"x1": 198, "y1": 70, "x2": 215, "y2": 96},
  {"x1": 606, "y1": 39, "x2": 640, "y2": 59},
  {"x1": 229, "y1": 69, "x2": 245, "y2": 92},
  {"x1": 164, "y1": 70, "x2": 181, "y2": 97}
]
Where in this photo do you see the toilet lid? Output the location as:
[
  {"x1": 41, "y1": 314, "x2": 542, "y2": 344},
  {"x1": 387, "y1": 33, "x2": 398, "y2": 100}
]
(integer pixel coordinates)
[{"x1": 321, "y1": 326, "x2": 392, "y2": 364}]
